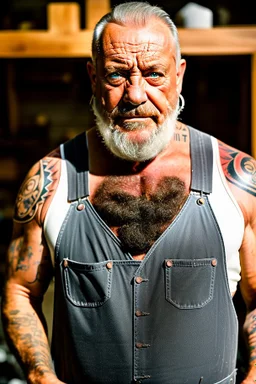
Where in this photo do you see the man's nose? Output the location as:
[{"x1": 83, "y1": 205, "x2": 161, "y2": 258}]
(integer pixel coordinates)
[{"x1": 123, "y1": 78, "x2": 147, "y2": 106}]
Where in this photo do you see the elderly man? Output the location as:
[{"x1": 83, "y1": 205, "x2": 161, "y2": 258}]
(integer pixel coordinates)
[{"x1": 1, "y1": 2, "x2": 256, "y2": 383}]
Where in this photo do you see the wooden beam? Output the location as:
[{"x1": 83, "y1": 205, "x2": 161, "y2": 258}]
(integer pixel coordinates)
[
  {"x1": 179, "y1": 26, "x2": 256, "y2": 55},
  {"x1": 47, "y1": 3, "x2": 81, "y2": 34},
  {"x1": 0, "y1": 27, "x2": 255, "y2": 58},
  {"x1": 85, "y1": 0, "x2": 111, "y2": 30},
  {"x1": 252, "y1": 54, "x2": 256, "y2": 158},
  {"x1": 0, "y1": 31, "x2": 93, "y2": 58}
]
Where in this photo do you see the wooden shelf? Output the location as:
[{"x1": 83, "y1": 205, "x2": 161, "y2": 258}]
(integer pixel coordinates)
[
  {"x1": 0, "y1": 30, "x2": 93, "y2": 58},
  {"x1": 179, "y1": 26, "x2": 256, "y2": 56},
  {"x1": 0, "y1": 26, "x2": 255, "y2": 58}
]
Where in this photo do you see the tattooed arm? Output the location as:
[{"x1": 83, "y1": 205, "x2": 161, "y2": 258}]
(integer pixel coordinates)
[
  {"x1": 1, "y1": 157, "x2": 65, "y2": 384},
  {"x1": 219, "y1": 141, "x2": 256, "y2": 383}
]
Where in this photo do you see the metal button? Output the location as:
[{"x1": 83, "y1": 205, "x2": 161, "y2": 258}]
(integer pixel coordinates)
[
  {"x1": 106, "y1": 262, "x2": 113, "y2": 270},
  {"x1": 211, "y1": 258, "x2": 217, "y2": 267},
  {"x1": 77, "y1": 203, "x2": 85, "y2": 211},
  {"x1": 166, "y1": 259, "x2": 173, "y2": 268},
  {"x1": 135, "y1": 276, "x2": 143, "y2": 284},
  {"x1": 136, "y1": 342, "x2": 150, "y2": 349},
  {"x1": 135, "y1": 310, "x2": 150, "y2": 317},
  {"x1": 197, "y1": 198, "x2": 205, "y2": 206},
  {"x1": 63, "y1": 259, "x2": 68, "y2": 268}
]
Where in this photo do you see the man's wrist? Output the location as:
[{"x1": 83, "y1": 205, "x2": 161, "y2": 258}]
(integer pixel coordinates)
[{"x1": 27, "y1": 371, "x2": 63, "y2": 384}]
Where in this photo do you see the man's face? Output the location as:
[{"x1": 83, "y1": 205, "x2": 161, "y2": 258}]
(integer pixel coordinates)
[{"x1": 87, "y1": 19, "x2": 186, "y2": 161}]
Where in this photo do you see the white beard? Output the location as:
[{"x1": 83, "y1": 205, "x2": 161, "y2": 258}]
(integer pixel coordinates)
[{"x1": 92, "y1": 98, "x2": 179, "y2": 162}]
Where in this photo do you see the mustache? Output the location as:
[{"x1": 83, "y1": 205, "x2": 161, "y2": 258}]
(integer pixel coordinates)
[{"x1": 107, "y1": 103, "x2": 161, "y2": 120}]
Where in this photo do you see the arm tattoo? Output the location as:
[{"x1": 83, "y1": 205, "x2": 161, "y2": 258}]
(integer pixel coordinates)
[
  {"x1": 14, "y1": 158, "x2": 60, "y2": 223},
  {"x1": 8, "y1": 310, "x2": 54, "y2": 375},
  {"x1": 16, "y1": 246, "x2": 33, "y2": 271},
  {"x1": 245, "y1": 310, "x2": 256, "y2": 363},
  {"x1": 8, "y1": 238, "x2": 53, "y2": 291},
  {"x1": 219, "y1": 142, "x2": 256, "y2": 196}
]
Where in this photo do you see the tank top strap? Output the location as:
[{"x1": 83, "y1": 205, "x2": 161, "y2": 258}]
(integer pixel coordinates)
[
  {"x1": 188, "y1": 126, "x2": 213, "y2": 194},
  {"x1": 61, "y1": 132, "x2": 89, "y2": 201}
]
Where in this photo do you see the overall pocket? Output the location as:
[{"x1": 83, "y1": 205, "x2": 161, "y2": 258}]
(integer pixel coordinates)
[
  {"x1": 62, "y1": 259, "x2": 113, "y2": 307},
  {"x1": 165, "y1": 258, "x2": 217, "y2": 309}
]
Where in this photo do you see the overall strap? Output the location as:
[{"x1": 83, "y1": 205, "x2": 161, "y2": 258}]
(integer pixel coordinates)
[
  {"x1": 62, "y1": 132, "x2": 89, "y2": 201},
  {"x1": 189, "y1": 126, "x2": 213, "y2": 194},
  {"x1": 61, "y1": 126, "x2": 213, "y2": 200}
]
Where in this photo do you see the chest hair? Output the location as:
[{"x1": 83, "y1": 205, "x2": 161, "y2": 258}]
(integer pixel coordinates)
[{"x1": 91, "y1": 175, "x2": 188, "y2": 255}]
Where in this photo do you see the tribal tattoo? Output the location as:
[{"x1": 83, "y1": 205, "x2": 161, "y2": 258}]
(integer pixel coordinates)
[
  {"x1": 14, "y1": 158, "x2": 60, "y2": 223},
  {"x1": 219, "y1": 142, "x2": 256, "y2": 196}
]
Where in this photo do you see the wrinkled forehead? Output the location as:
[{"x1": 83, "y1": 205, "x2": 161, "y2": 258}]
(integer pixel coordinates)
[{"x1": 100, "y1": 20, "x2": 175, "y2": 59}]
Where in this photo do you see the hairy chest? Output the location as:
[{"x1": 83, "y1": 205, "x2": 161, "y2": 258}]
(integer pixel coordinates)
[{"x1": 90, "y1": 175, "x2": 189, "y2": 256}]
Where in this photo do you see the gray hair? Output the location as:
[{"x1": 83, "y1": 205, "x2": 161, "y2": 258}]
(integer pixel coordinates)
[{"x1": 91, "y1": 1, "x2": 181, "y2": 66}]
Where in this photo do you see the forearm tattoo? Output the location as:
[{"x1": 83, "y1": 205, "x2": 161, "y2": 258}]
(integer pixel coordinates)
[
  {"x1": 14, "y1": 158, "x2": 60, "y2": 223},
  {"x1": 219, "y1": 142, "x2": 256, "y2": 196},
  {"x1": 6, "y1": 309, "x2": 54, "y2": 376},
  {"x1": 245, "y1": 310, "x2": 256, "y2": 363}
]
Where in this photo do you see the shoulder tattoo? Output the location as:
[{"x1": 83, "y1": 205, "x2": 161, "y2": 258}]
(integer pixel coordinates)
[
  {"x1": 14, "y1": 158, "x2": 60, "y2": 223},
  {"x1": 219, "y1": 142, "x2": 256, "y2": 196}
]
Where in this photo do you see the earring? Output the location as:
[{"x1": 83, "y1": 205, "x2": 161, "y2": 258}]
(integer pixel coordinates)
[
  {"x1": 89, "y1": 95, "x2": 94, "y2": 107},
  {"x1": 177, "y1": 94, "x2": 185, "y2": 115}
]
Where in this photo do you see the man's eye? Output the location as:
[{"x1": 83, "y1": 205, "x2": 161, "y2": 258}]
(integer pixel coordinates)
[
  {"x1": 146, "y1": 72, "x2": 165, "y2": 85},
  {"x1": 106, "y1": 72, "x2": 126, "y2": 85},
  {"x1": 148, "y1": 72, "x2": 161, "y2": 78},
  {"x1": 108, "y1": 72, "x2": 121, "y2": 79}
]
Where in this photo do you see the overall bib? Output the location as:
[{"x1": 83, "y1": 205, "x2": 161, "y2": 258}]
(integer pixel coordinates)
[{"x1": 51, "y1": 127, "x2": 238, "y2": 383}]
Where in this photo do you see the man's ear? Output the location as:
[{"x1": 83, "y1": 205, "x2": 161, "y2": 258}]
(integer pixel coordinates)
[
  {"x1": 87, "y1": 60, "x2": 97, "y2": 94},
  {"x1": 176, "y1": 58, "x2": 186, "y2": 93}
]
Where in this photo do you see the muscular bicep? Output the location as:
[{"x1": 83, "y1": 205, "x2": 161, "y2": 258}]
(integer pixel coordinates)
[
  {"x1": 218, "y1": 139, "x2": 256, "y2": 306},
  {"x1": 5, "y1": 155, "x2": 61, "y2": 296},
  {"x1": 6, "y1": 221, "x2": 54, "y2": 298},
  {"x1": 239, "y1": 221, "x2": 256, "y2": 310}
]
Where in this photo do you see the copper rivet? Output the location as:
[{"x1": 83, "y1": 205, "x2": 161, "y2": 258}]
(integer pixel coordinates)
[
  {"x1": 197, "y1": 198, "x2": 205, "y2": 206},
  {"x1": 77, "y1": 204, "x2": 85, "y2": 211},
  {"x1": 211, "y1": 258, "x2": 217, "y2": 267},
  {"x1": 136, "y1": 342, "x2": 143, "y2": 349},
  {"x1": 166, "y1": 260, "x2": 173, "y2": 268},
  {"x1": 135, "y1": 276, "x2": 143, "y2": 284},
  {"x1": 63, "y1": 259, "x2": 68, "y2": 268},
  {"x1": 135, "y1": 310, "x2": 142, "y2": 317},
  {"x1": 106, "y1": 262, "x2": 112, "y2": 270}
]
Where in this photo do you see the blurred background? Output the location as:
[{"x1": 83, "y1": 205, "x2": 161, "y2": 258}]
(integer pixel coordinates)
[{"x1": 0, "y1": 0, "x2": 255, "y2": 382}]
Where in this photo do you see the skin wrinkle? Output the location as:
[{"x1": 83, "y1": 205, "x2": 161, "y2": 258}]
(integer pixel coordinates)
[{"x1": 90, "y1": 21, "x2": 182, "y2": 160}]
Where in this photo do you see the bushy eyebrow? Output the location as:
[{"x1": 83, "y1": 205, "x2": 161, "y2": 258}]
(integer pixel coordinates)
[{"x1": 104, "y1": 63, "x2": 168, "y2": 74}]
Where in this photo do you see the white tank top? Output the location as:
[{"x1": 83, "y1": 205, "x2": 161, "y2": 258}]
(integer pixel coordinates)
[{"x1": 44, "y1": 136, "x2": 244, "y2": 295}]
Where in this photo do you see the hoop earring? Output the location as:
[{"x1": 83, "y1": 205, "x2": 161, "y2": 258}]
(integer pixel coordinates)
[
  {"x1": 177, "y1": 94, "x2": 185, "y2": 115},
  {"x1": 89, "y1": 95, "x2": 94, "y2": 107}
]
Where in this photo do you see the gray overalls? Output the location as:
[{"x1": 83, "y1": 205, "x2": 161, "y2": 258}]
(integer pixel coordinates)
[{"x1": 51, "y1": 127, "x2": 238, "y2": 383}]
